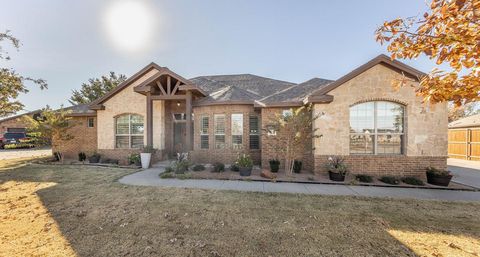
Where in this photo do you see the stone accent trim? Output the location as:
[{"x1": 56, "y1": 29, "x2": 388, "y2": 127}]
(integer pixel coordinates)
[{"x1": 314, "y1": 155, "x2": 447, "y2": 178}]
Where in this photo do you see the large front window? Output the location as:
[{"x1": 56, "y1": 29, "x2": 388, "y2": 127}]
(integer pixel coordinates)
[
  {"x1": 115, "y1": 114, "x2": 144, "y2": 148},
  {"x1": 231, "y1": 113, "x2": 243, "y2": 150},
  {"x1": 214, "y1": 114, "x2": 226, "y2": 149},
  {"x1": 349, "y1": 101, "x2": 404, "y2": 155}
]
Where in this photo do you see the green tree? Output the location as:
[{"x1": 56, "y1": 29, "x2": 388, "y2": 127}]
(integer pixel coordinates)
[
  {"x1": 24, "y1": 106, "x2": 76, "y2": 162},
  {"x1": 0, "y1": 30, "x2": 47, "y2": 117},
  {"x1": 69, "y1": 72, "x2": 127, "y2": 105},
  {"x1": 264, "y1": 105, "x2": 321, "y2": 176}
]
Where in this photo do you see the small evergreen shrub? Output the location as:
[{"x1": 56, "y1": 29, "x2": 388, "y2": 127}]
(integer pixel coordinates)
[
  {"x1": 128, "y1": 153, "x2": 141, "y2": 165},
  {"x1": 293, "y1": 160, "x2": 302, "y2": 173},
  {"x1": 192, "y1": 164, "x2": 206, "y2": 171},
  {"x1": 78, "y1": 152, "x2": 86, "y2": 162},
  {"x1": 230, "y1": 164, "x2": 240, "y2": 172},
  {"x1": 426, "y1": 167, "x2": 451, "y2": 177},
  {"x1": 402, "y1": 177, "x2": 424, "y2": 186},
  {"x1": 160, "y1": 172, "x2": 174, "y2": 179},
  {"x1": 356, "y1": 174, "x2": 373, "y2": 183},
  {"x1": 213, "y1": 162, "x2": 225, "y2": 172},
  {"x1": 379, "y1": 176, "x2": 400, "y2": 185},
  {"x1": 177, "y1": 173, "x2": 192, "y2": 180},
  {"x1": 164, "y1": 167, "x2": 174, "y2": 173}
]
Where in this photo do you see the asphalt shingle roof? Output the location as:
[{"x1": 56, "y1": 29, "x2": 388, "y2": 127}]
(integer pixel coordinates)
[
  {"x1": 449, "y1": 114, "x2": 480, "y2": 129},
  {"x1": 189, "y1": 74, "x2": 332, "y2": 105}
]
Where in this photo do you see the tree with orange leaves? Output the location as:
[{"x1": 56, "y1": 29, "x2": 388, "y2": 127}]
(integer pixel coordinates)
[{"x1": 376, "y1": 0, "x2": 480, "y2": 106}]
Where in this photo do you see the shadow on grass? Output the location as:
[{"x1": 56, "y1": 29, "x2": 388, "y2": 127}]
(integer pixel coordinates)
[{"x1": 0, "y1": 160, "x2": 479, "y2": 256}]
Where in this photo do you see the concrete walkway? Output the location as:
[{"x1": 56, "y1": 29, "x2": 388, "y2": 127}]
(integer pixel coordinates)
[
  {"x1": 119, "y1": 164, "x2": 480, "y2": 202},
  {"x1": 448, "y1": 158, "x2": 480, "y2": 189}
]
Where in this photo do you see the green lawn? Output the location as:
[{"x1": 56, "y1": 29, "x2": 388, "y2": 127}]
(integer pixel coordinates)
[{"x1": 1, "y1": 158, "x2": 479, "y2": 257}]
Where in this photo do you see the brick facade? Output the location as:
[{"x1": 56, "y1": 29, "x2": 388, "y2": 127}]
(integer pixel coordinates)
[
  {"x1": 54, "y1": 116, "x2": 97, "y2": 159},
  {"x1": 0, "y1": 116, "x2": 33, "y2": 134},
  {"x1": 190, "y1": 105, "x2": 261, "y2": 165},
  {"x1": 314, "y1": 155, "x2": 447, "y2": 178}
]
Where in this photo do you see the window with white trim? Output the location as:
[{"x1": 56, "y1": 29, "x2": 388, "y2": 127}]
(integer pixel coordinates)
[
  {"x1": 115, "y1": 114, "x2": 144, "y2": 149},
  {"x1": 231, "y1": 113, "x2": 243, "y2": 150},
  {"x1": 87, "y1": 117, "x2": 95, "y2": 128},
  {"x1": 214, "y1": 114, "x2": 225, "y2": 149},
  {"x1": 249, "y1": 115, "x2": 260, "y2": 149},
  {"x1": 200, "y1": 116, "x2": 209, "y2": 149},
  {"x1": 349, "y1": 101, "x2": 404, "y2": 155}
]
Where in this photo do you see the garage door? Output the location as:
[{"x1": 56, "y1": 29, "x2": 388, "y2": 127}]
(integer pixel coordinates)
[{"x1": 7, "y1": 128, "x2": 26, "y2": 133}]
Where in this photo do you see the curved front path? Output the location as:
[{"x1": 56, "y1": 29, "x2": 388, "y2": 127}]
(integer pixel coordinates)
[{"x1": 119, "y1": 166, "x2": 480, "y2": 202}]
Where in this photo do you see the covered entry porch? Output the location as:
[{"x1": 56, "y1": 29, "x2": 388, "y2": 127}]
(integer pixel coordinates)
[{"x1": 133, "y1": 68, "x2": 206, "y2": 158}]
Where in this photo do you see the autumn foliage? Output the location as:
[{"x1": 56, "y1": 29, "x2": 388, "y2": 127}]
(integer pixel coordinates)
[{"x1": 375, "y1": 0, "x2": 480, "y2": 106}]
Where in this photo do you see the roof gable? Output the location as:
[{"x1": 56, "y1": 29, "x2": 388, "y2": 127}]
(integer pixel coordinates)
[{"x1": 308, "y1": 54, "x2": 426, "y2": 101}]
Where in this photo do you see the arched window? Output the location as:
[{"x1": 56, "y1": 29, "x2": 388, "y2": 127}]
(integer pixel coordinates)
[
  {"x1": 115, "y1": 114, "x2": 144, "y2": 149},
  {"x1": 349, "y1": 101, "x2": 404, "y2": 155}
]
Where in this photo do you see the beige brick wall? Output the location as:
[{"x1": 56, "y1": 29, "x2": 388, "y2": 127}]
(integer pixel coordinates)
[
  {"x1": 53, "y1": 116, "x2": 97, "y2": 159},
  {"x1": 190, "y1": 105, "x2": 261, "y2": 165},
  {"x1": 96, "y1": 68, "x2": 165, "y2": 151},
  {"x1": 261, "y1": 108, "x2": 314, "y2": 172},
  {"x1": 313, "y1": 64, "x2": 448, "y2": 176}
]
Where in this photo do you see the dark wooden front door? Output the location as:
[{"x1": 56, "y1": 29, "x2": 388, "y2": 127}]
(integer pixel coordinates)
[{"x1": 173, "y1": 122, "x2": 187, "y2": 154}]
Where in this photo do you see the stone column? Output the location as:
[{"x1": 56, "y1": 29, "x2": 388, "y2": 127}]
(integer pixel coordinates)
[
  {"x1": 186, "y1": 91, "x2": 192, "y2": 151},
  {"x1": 146, "y1": 92, "x2": 153, "y2": 147}
]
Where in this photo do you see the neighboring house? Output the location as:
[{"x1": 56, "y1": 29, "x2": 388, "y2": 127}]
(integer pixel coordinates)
[
  {"x1": 58, "y1": 54, "x2": 448, "y2": 177},
  {"x1": 448, "y1": 114, "x2": 480, "y2": 160},
  {"x1": 0, "y1": 110, "x2": 43, "y2": 134}
]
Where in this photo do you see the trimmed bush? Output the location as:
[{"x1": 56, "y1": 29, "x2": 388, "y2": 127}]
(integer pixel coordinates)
[
  {"x1": 177, "y1": 173, "x2": 192, "y2": 180},
  {"x1": 192, "y1": 164, "x2": 206, "y2": 171},
  {"x1": 4, "y1": 143, "x2": 35, "y2": 149},
  {"x1": 269, "y1": 159, "x2": 280, "y2": 173},
  {"x1": 356, "y1": 174, "x2": 373, "y2": 183},
  {"x1": 128, "y1": 153, "x2": 141, "y2": 166},
  {"x1": 213, "y1": 162, "x2": 225, "y2": 172},
  {"x1": 160, "y1": 172, "x2": 174, "y2": 179},
  {"x1": 293, "y1": 160, "x2": 302, "y2": 173},
  {"x1": 78, "y1": 152, "x2": 86, "y2": 162},
  {"x1": 379, "y1": 176, "x2": 400, "y2": 185},
  {"x1": 402, "y1": 177, "x2": 424, "y2": 186},
  {"x1": 230, "y1": 164, "x2": 240, "y2": 172},
  {"x1": 164, "y1": 167, "x2": 174, "y2": 173}
]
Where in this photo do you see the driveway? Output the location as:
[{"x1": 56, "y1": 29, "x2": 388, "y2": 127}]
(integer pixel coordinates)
[
  {"x1": 448, "y1": 158, "x2": 480, "y2": 189},
  {"x1": 0, "y1": 148, "x2": 52, "y2": 160}
]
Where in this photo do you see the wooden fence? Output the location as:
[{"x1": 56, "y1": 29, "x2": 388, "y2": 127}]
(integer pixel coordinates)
[{"x1": 448, "y1": 128, "x2": 480, "y2": 160}]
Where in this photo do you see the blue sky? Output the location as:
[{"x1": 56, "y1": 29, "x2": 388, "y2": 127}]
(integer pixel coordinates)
[{"x1": 0, "y1": 0, "x2": 433, "y2": 112}]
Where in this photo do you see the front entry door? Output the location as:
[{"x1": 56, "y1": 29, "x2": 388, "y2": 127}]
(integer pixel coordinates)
[{"x1": 173, "y1": 122, "x2": 187, "y2": 154}]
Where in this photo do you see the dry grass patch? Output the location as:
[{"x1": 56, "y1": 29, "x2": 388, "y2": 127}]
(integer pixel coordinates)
[{"x1": 0, "y1": 160, "x2": 479, "y2": 256}]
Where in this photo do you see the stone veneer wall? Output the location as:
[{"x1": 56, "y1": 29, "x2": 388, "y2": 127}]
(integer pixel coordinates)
[
  {"x1": 53, "y1": 116, "x2": 97, "y2": 159},
  {"x1": 260, "y1": 108, "x2": 314, "y2": 172},
  {"x1": 313, "y1": 64, "x2": 448, "y2": 177},
  {"x1": 190, "y1": 104, "x2": 261, "y2": 165}
]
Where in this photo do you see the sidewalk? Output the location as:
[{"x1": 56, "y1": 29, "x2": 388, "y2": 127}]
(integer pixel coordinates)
[{"x1": 119, "y1": 166, "x2": 480, "y2": 202}]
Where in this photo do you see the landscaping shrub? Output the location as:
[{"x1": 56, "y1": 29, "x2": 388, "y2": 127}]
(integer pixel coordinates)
[
  {"x1": 402, "y1": 177, "x2": 424, "y2": 186},
  {"x1": 230, "y1": 164, "x2": 239, "y2": 172},
  {"x1": 4, "y1": 143, "x2": 35, "y2": 149},
  {"x1": 426, "y1": 167, "x2": 450, "y2": 177},
  {"x1": 53, "y1": 151, "x2": 61, "y2": 161},
  {"x1": 128, "y1": 153, "x2": 141, "y2": 166},
  {"x1": 192, "y1": 164, "x2": 205, "y2": 171},
  {"x1": 379, "y1": 176, "x2": 400, "y2": 185},
  {"x1": 164, "y1": 166, "x2": 174, "y2": 173},
  {"x1": 160, "y1": 172, "x2": 174, "y2": 179},
  {"x1": 78, "y1": 152, "x2": 86, "y2": 162},
  {"x1": 177, "y1": 173, "x2": 192, "y2": 180},
  {"x1": 356, "y1": 174, "x2": 373, "y2": 183},
  {"x1": 88, "y1": 152, "x2": 101, "y2": 163},
  {"x1": 213, "y1": 162, "x2": 225, "y2": 172},
  {"x1": 100, "y1": 158, "x2": 119, "y2": 165},
  {"x1": 293, "y1": 160, "x2": 302, "y2": 173},
  {"x1": 269, "y1": 159, "x2": 280, "y2": 173}
]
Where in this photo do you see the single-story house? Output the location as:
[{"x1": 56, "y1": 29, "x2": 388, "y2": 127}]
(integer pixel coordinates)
[
  {"x1": 0, "y1": 109, "x2": 43, "y2": 134},
  {"x1": 448, "y1": 114, "x2": 480, "y2": 160},
  {"x1": 57, "y1": 54, "x2": 448, "y2": 177}
]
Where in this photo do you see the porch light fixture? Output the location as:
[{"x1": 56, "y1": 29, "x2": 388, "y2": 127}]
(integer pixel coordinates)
[{"x1": 177, "y1": 101, "x2": 181, "y2": 107}]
